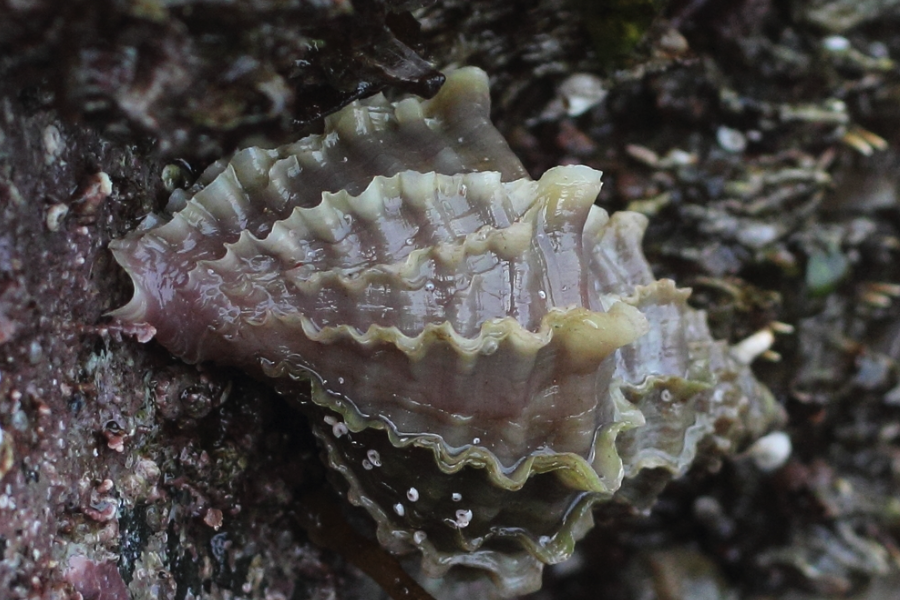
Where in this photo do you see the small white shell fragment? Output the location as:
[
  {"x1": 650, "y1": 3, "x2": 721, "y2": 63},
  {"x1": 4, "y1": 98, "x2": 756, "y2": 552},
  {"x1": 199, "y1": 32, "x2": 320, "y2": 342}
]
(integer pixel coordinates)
[
  {"x1": 731, "y1": 329, "x2": 776, "y2": 365},
  {"x1": 407, "y1": 487, "x2": 419, "y2": 502},
  {"x1": 393, "y1": 503, "x2": 405, "y2": 517},
  {"x1": 558, "y1": 73, "x2": 607, "y2": 117},
  {"x1": 413, "y1": 530, "x2": 427, "y2": 545},
  {"x1": 366, "y1": 449, "x2": 382, "y2": 467},
  {"x1": 539, "y1": 74, "x2": 607, "y2": 121},
  {"x1": 823, "y1": 35, "x2": 851, "y2": 52},
  {"x1": 625, "y1": 144, "x2": 659, "y2": 166},
  {"x1": 77, "y1": 171, "x2": 113, "y2": 205},
  {"x1": 99, "y1": 172, "x2": 114, "y2": 193},
  {"x1": 717, "y1": 126, "x2": 747, "y2": 153},
  {"x1": 46, "y1": 204, "x2": 69, "y2": 232},
  {"x1": 331, "y1": 421, "x2": 348, "y2": 438},
  {"x1": 746, "y1": 431, "x2": 792, "y2": 472},
  {"x1": 736, "y1": 222, "x2": 783, "y2": 248},
  {"x1": 42, "y1": 124, "x2": 64, "y2": 164},
  {"x1": 0, "y1": 425, "x2": 13, "y2": 480},
  {"x1": 658, "y1": 148, "x2": 697, "y2": 167},
  {"x1": 455, "y1": 509, "x2": 473, "y2": 528},
  {"x1": 451, "y1": 492, "x2": 462, "y2": 502},
  {"x1": 770, "y1": 321, "x2": 795, "y2": 335}
]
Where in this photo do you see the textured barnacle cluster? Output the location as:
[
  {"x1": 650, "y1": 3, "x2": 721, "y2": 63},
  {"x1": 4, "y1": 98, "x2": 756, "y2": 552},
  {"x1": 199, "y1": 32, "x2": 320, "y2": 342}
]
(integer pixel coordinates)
[{"x1": 110, "y1": 67, "x2": 778, "y2": 595}]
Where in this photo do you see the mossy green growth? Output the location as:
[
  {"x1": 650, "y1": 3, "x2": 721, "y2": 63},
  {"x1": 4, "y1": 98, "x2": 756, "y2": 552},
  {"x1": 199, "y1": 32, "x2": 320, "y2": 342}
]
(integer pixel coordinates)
[
  {"x1": 806, "y1": 245, "x2": 849, "y2": 296},
  {"x1": 571, "y1": 0, "x2": 669, "y2": 69}
]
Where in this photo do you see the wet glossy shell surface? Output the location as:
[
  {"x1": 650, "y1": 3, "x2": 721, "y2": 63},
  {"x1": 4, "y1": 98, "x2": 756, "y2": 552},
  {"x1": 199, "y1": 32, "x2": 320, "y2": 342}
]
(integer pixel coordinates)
[{"x1": 110, "y1": 67, "x2": 778, "y2": 596}]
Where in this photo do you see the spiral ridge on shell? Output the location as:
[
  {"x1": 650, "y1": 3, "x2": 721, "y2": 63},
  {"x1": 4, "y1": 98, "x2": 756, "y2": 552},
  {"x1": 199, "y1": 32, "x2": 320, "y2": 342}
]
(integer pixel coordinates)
[{"x1": 109, "y1": 67, "x2": 778, "y2": 595}]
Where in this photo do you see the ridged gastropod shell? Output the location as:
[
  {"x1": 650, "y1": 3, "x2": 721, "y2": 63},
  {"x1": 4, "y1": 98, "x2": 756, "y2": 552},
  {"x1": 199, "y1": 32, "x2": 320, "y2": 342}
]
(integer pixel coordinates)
[{"x1": 110, "y1": 67, "x2": 778, "y2": 595}]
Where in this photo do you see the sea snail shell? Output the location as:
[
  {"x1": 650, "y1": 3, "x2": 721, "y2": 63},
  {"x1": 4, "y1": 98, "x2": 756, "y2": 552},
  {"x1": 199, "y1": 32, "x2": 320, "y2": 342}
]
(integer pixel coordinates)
[{"x1": 110, "y1": 67, "x2": 779, "y2": 595}]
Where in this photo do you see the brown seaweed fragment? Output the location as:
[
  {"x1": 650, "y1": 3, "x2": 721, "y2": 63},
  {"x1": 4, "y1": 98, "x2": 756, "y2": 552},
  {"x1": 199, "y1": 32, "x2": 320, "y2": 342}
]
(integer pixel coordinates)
[{"x1": 109, "y1": 67, "x2": 779, "y2": 595}]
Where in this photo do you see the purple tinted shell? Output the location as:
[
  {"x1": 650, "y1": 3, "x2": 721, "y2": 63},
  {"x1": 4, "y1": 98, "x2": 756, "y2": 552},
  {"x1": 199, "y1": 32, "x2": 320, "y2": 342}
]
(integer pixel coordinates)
[{"x1": 110, "y1": 68, "x2": 778, "y2": 595}]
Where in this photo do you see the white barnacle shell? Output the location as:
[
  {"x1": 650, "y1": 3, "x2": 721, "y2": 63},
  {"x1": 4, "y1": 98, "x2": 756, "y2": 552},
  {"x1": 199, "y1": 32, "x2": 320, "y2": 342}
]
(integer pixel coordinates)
[{"x1": 109, "y1": 67, "x2": 779, "y2": 596}]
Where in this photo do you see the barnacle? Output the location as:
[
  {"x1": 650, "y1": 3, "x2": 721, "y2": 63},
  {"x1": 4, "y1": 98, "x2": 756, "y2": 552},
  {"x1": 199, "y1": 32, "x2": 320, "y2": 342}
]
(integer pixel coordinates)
[{"x1": 109, "y1": 67, "x2": 779, "y2": 595}]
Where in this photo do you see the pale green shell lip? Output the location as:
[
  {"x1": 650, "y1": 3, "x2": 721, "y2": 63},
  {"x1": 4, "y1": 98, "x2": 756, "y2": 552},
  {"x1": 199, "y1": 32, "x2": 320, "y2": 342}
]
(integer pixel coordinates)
[{"x1": 109, "y1": 66, "x2": 779, "y2": 596}]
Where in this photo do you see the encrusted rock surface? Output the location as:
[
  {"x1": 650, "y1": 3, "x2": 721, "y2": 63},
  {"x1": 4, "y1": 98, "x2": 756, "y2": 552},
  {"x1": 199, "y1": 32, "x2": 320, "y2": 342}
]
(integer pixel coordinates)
[
  {"x1": 1, "y1": 1, "x2": 900, "y2": 599},
  {"x1": 0, "y1": 0, "x2": 444, "y2": 157}
]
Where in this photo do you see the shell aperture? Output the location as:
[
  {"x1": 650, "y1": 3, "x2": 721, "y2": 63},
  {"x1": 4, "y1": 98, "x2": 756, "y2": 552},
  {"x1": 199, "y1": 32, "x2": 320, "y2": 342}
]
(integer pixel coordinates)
[{"x1": 110, "y1": 67, "x2": 778, "y2": 595}]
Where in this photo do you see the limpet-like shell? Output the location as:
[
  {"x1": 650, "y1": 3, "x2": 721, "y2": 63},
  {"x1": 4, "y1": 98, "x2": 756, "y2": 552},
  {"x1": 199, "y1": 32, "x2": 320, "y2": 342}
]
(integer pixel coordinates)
[{"x1": 110, "y1": 67, "x2": 778, "y2": 595}]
